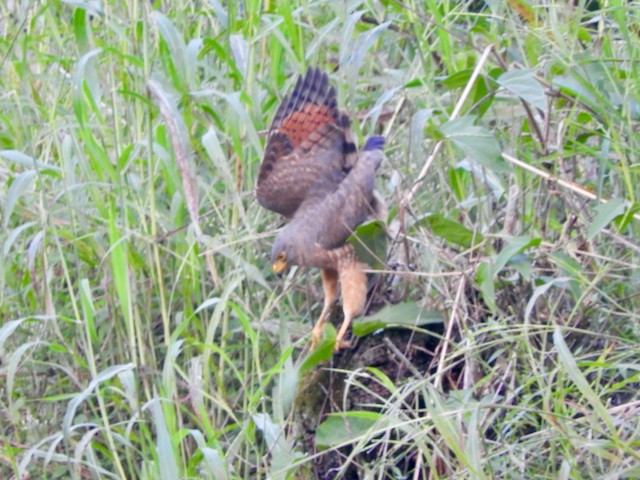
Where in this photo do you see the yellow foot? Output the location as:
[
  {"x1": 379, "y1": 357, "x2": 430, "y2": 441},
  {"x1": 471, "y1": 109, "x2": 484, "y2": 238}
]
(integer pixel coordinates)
[
  {"x1": 310, "y1": 328, "x2": 323, "y2": 351},
  {"x1": 334, "y1": 338, "x2": 351, "y2": 352}
]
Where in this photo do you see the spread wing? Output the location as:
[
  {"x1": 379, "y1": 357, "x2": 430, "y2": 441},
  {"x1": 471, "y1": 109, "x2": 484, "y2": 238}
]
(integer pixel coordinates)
[
  {"x1": 283, "y1": 137, "x2": 385, "y2": 257},
  {"x1": 256, "y1": 67, "x2": 356, "y2": 218},
  {"x1": 315, "y1": 140, "x2": 384, "y2": 250}
]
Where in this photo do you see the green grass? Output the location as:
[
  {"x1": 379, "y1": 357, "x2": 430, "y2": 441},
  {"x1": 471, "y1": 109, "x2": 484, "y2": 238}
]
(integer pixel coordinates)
[{"x1": 1, "y1": 0, "x2": 639, "y2": 478}]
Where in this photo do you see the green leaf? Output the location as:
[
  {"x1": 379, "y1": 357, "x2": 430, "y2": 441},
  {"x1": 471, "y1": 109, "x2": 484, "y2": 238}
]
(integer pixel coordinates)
[
  {"x1": 3, "y1": 170, "x2": 36, "y2": 230},
  {"x1": 439, "y1": 69, "x2": 475, "y2": 90},
  {"x1": 3, "y1": 221, "x2": 37, "y2": 258},
  {"x1": 439, "y1": 69, "x2": 497, "y2": 117},
  {"x1": 493, "y1": 236, "x2": 541, "y2": 275},
  {"x1": 553, "y1": 327, "x2": 616, "y2": 435},
  {"x1": 348, "y1": 220, "x2": 387, "y2": 268},
  {"x1": 152, "y1": 11, "x2": 187, "y2": 87},
  {"x1": 586, "y1": 198, "x2": 627, "y2": 240},
  {"x1": 404, "y1": 77, "x2": 427, "y2": 89},
  {"x1": 229, "y1": 34, "x2": 248, "y2": 78},
  {"x1": 0, "y1": 318, "x2": 31, "y2": 352},
  {"x1": 410, "y1": 109, "x2": 434, "y2": 163},
  {"x1": 252, "y1": 413, "x2": 283, "y2": 451},
  {"x1": 194, "y1": 89, "x2": 262, "y2": 157},
  {"x1": 151, "y1": 393, "x2": 180, "y2": 480},
  {"x1": 549, "y1": 252, "x2": 582, "y2": 298},
  {"x1": 419, "y1": 213, "x2": 484, "y2": 248},
  {"x1": 63, "y1": 363, "x2": 135, "y2": 439},
  {"x1": 439, "y1": 116, "x2": 508, "y2": 173},
  {"x1": 552, "y1": 74, "x2": 598, "y2": 110},
  {"x1": 525, "y1": 277, "x2": 573, "y2": 323},
  {"x1": 299, "y1": 324, "x2": 336, "y2": 374},
  {"x1": 449, "y1": 167, "x2": 469, "y2": 201},
  {"x1": 72, "y1": 48, "x2": 102, "y2": 125},
  {"x1": 316, "y1": 411, "x2": 383, "y2": 448},
  {"x1": 0, "y1": 149, "x2": 60, "y2": 172},
  {"x1": 497, "y1": 69, "x2": 547, "y2": 111},
  {"x1": 615, "y1": 202, "x2": 640, "y2": 232},
  {"x1": 349, "y1": 21, "x2": 392, "y2": 73},
  {"x1": 476, "y1": 236, "x2": 540, "y2": 313},
  {"x1": 364, "y1": 367, "x2": 397, "y2": 393},
  {"x1": 253, "y1": 412, "x2": 303, "y2": 479},
  {"x1": 187, "y1": 430, "x2": 229, "y2": 480},
  {"x1": 352, "y1": 303, "x2": 443, "y2": 337},
  {"x1": 73, "y1": 7, "x2": 89, "y2": 53},
  {"x1": 476, "y1": 262, "x2": 496, "y2": 312},
  {"x1": 79, "y1": 279, "x2": 98, "y2": 346}
]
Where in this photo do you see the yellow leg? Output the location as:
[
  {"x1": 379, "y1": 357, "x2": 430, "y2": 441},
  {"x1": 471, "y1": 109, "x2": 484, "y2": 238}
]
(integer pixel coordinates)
[
  {"x1": 335, "y1": 261, "x2": 367, "y2": 351},
  {"x1": 310, "y1": 268, "x2": 339, "y2": 350}
]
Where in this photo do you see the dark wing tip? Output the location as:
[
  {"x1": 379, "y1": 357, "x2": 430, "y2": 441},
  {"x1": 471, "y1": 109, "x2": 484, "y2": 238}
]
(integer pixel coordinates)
[{"x1": 363, "y1": 135, "x2": 385, "y2": 151}]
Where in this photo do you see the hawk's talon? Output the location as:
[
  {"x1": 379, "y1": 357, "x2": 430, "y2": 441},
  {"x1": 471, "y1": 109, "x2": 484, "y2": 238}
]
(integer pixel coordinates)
[{"x1": 310, "y1": 329, "x2": 323, "y2": 351}]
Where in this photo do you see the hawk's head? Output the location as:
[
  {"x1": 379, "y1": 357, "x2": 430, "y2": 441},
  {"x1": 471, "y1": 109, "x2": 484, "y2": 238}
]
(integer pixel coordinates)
[
  {"x1": 272, "y1": 250, "x2": 288, "y2": 274},
  {"x1": 270, "y1": 234, "x2": 298, "y2": 274}
]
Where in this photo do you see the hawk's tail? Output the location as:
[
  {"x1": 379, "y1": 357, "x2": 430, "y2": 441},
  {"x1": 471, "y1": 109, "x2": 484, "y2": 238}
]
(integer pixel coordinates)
[{"x1": 363, "y1": 135, "x2": 385, "y2": 151}]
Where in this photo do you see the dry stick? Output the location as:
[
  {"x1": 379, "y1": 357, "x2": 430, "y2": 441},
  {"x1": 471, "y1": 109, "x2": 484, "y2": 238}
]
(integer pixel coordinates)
[
  {"x1": 401, "y1": 44, "x2": 494, "y2": 210},
  {"x1": 383, "y1": 337, "x2": 424, "y2": 379},
  {"x1": 501, "y1": 152, "x2": 640, "y2": 223},
  {"x1": 148, "y1": 80, "x2": 220, "y2": 288},
  {"x1": 148, "y1": 80, "x2": 201, "y2": 235},
  {"x1": 434, "y1": 275, "x2": 465, "y2": 390}
]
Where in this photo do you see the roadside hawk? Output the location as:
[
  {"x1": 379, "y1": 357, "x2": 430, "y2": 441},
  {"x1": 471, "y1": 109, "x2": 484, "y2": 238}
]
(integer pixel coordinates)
[{"x1": 257, "y1": 67, "x2": 385, "y2": 350}]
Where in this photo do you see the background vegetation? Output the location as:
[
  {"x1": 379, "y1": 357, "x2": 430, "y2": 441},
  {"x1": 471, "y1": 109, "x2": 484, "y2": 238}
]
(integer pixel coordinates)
[{"x1": 1, "y1": 0, "x2": 639, "y2": 478}]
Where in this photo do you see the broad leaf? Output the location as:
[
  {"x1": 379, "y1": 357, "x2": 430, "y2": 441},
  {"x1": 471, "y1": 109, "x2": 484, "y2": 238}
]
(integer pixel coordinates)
[
  {"x1": 587, "y1": 198, "x2": 627, "y2": 240},
  {"x1": 352, "y1": 302, "x2": 443, "y2": 337},
  {"x1": 316, "y1": 411, "x2": 383, "y2": 448},
  {"x1": 476, "y1": 262, "x2": 496, "y2": 312},
  {"x1": 439, "y1": 69, "x2": 497, "y2": 117},
  {"x1": 493, "y1": 236, "x2": 541, "y2": 275},
  {"x1": 152, "y1": 11, "x2": 187, "y2": 86},
  {"x1": 476, "y1": 236, "x2": 541, "y2": 313},
  {"x1": 348, "y1": 220, "x2": 387, "y2": 269},
  {"x1": 3, "y1": 170, "x2": 36, "y2": 230},
  {"x1": 497, "y1": 69, "x2": 547, "y2": 111},
  {"x1": 439, "y1": 69, "x2": 476, "y2": 90},
  {"x1": 151, "y1": 394, "x2": 180, "y2": 480},
  {"x1": 554, "y1": 327, "x2": 615, "y2": 434},
  {"x1": 0, "y1": 149, "x2": 60, "y2": 172},
  {"x1": 615, "y1": 202, "x2": 640, "y2": 232},
  {"x1": 440, "y1": 116, "x2": 507, "y2": 173},
  {"x1": 299, "y1": 324, "x2": 336, "y2": 374},
  {"x1": 448, "y1": 167, "x2": 469, "y2": 201},
  {"x1": 525, "y1": 277, "x2": 573, "y2": 323},
  {"x1": 419, "y1": 213, "x2": 484, "y2": 249},
  {"x1": 552, "y1": 74, "x2": 598, "y2": 110},
  {"x1": 410, "y1": 109, "x2": 435, "y2": 163}
]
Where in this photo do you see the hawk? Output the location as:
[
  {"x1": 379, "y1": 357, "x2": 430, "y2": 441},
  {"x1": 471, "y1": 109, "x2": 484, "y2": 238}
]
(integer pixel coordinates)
[{"x1": 257, "y1": 67, "x2": 385, "y2": 350}]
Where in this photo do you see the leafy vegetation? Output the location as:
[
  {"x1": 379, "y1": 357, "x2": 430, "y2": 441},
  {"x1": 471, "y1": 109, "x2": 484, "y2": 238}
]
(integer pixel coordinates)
[{"x1": 1, "y1": 0, "x2": 639, "y2": 478}]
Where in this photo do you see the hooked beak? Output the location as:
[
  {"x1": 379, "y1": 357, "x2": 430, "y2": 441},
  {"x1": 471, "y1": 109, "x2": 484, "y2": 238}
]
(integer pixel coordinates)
[{"x1": 272, "y1": 257, "x2": 288, "y2": 275}]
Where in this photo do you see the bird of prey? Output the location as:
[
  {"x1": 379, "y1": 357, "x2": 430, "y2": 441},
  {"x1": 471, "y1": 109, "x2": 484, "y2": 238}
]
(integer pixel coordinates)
[{"x1": 257, "y1": 67, "x2": 385, "y2": 350}]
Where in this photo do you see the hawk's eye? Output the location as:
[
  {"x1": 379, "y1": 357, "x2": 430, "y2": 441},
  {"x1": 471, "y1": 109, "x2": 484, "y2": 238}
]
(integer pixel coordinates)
[{"x1": 277, "y1": 252, "x2": 286, "y2": 261}]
